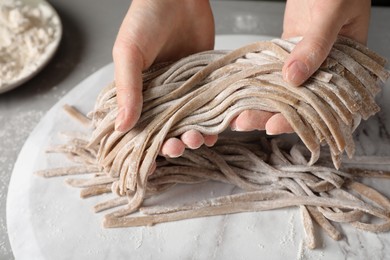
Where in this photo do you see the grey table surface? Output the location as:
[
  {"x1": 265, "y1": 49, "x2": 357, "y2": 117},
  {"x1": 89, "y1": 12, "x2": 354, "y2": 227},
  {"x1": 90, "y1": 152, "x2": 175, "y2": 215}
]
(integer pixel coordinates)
[{"x1": 0, "y1": 1, "x2": 389, "y2": 259}]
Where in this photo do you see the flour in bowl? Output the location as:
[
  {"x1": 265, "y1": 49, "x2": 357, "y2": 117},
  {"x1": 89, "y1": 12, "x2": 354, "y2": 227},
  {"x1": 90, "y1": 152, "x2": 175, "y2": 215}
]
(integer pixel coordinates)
[{"x1": 0, "y1": 0, "x2": 61, "y2": 90}]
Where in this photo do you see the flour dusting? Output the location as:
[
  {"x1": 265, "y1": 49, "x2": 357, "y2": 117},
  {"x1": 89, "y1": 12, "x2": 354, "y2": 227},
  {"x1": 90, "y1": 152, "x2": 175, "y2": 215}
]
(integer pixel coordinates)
[{"x1": 0, "y1": 109, "x2": 44, "y2": 257}]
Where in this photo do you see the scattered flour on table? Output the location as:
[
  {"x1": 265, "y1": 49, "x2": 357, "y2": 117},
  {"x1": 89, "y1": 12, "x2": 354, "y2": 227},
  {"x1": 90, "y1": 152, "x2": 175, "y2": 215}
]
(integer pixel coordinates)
[
  {"x1": 280, "y1": 213, "x2": 296, "y2": 245},
  {"x1": 0, "y1": 109, "x2": 44, "y2": 257},
  {"x1": 296, "y1": 239, "x2": 325, "y2": 260},
  {"x1": 0, "y1": 0, "x2": 60, "y2": 89}
]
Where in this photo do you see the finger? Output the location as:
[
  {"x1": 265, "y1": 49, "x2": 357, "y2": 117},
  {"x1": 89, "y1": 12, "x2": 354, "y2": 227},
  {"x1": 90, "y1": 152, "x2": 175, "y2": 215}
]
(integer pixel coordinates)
[
  {"x1": 160, "y1": 137, "x2": 186, "y2": 158},
  {"x1": 282, "y1": 2, "x2": 345, "y2": 86},
  {"x1": 113, "y1": 40, "x2": 144, "y2": 132},
  {"x1": 113, "y1": 3, "x2": 148, "y2": 132},
  {"x1": 203, "y1": 134, "x2": 218, "y2": 147},
  {"x1": 113, "y1": 1, "x2": 169, "y2": 132},
  {"x1": 265, "y1": 113, "x2": 294, "y2": 135},
  {"x1": 181, "y1": 130, "x2": 204, "y2": 149},
  {"x1": 230, "y1": 110, "x2": 274, "y2": 131}
]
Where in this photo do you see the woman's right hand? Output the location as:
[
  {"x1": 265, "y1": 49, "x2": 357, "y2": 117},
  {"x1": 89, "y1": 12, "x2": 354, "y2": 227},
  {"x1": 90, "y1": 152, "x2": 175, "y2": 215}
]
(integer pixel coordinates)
[{"x1": 113, "y1": 0, "x2": 217, "y2": 157}]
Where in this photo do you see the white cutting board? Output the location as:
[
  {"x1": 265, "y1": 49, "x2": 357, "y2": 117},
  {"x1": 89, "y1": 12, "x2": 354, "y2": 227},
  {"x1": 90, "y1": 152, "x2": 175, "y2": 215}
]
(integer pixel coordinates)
[{"x1": 7, "y1": 35, "x2": 390, "y2": 260}]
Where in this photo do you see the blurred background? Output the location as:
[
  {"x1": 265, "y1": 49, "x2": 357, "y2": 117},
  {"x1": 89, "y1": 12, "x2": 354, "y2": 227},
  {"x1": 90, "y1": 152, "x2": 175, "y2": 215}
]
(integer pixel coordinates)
[{"x1": 211, "y1": 0, "x2": 390, "y2": 6}]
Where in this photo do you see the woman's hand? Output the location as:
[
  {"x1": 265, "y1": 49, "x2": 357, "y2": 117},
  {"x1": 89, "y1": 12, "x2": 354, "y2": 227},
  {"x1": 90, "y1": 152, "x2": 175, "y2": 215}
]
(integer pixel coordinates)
[
  {"x1": 282, "y1": 0, "x2": 371, "y2": 85},
  {"x1": 113, "y1": 0, "x2": 217, "y2": 157},
  {"x1": 230, "y1": 0, "x2": 371, "y2": 135}
]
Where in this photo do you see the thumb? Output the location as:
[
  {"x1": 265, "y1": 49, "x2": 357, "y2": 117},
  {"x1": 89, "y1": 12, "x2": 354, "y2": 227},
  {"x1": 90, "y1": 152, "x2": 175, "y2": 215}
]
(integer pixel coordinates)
[
  {"x1": 282, "y1": 9, "x2": 343, "y2": 86},
  {"x1": 113, "y1": 41, "x2": 144, "y2": 132},
  {"x1": 112, "y1": 1, "x2": 152, "y2": 132}
]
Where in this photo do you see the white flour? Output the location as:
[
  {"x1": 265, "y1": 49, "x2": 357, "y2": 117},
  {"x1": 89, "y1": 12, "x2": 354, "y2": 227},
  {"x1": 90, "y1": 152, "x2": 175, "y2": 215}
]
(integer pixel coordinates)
[{"x1": 0, "y1": 0, "x2": 60, "y2": 89}]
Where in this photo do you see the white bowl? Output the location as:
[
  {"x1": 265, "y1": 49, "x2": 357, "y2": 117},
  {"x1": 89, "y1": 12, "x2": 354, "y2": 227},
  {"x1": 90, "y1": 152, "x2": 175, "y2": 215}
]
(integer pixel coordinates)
[{"x1": 0, "y1": 0, "x2": 62, "y2": 94}]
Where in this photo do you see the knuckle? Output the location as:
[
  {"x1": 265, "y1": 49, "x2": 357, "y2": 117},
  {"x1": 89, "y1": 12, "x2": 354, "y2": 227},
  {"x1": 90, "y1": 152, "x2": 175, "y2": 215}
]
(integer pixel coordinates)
[
  {"x1": 114, "y1": 83, "x2": 131, "y2": 98},
  {"x1": 309, "y1": 37, "x2": 331, "y2": 56},
  {"x1": 301, "y1": 36, "x2": 333, "y2": 67},
  {"x1": 112, "y1": 39, "x2": 127, "y2": 59},
  {"x1": 112, "y1": 38, "x2": 143, "y2": 63}
]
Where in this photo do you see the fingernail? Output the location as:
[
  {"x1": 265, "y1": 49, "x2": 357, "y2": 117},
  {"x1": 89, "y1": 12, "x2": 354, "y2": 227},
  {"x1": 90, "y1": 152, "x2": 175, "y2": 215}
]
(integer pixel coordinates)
[
  {"x1": 266, "y1": 127, "x2": 281, "y2": 136},
  {"x1": 266, "y1": 129, "x2": 294, "y2": 135},
  {"x1": 285, "y1": 60, "x2": 309, "y2": 86},
  {"x1": 115, "y1": 108, "x2": 126, "y2": 131},
  {"x1": 230, "y1": 121, "x2": 242, "y2": 131},
  {"x1": 266, "y1": 130, "x2": 276, "y2": 136}
]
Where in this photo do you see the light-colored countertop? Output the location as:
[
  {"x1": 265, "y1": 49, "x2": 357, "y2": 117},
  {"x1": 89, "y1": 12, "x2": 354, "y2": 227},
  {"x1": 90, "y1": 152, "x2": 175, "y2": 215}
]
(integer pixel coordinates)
[{"x1": 0, "y1": 1, "x2": 389, "y2": 259}]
